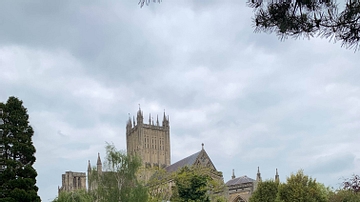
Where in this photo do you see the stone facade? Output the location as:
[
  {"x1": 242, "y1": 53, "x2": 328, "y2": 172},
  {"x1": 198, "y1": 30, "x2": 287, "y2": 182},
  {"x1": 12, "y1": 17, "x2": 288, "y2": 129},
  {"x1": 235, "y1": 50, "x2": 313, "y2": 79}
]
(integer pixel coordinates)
[
  {"x1": 226, "y1": 167, "x2": 280, "y2": 202},
  {"x1": 58, "y1": 171, "x2": 86, "y2": 194},
  {"x1": 126, "y1": 108, "x2": 170, "y2": 169},
  {"x1": 58, "y1": 107, "x2": 279, "y2": 202}
]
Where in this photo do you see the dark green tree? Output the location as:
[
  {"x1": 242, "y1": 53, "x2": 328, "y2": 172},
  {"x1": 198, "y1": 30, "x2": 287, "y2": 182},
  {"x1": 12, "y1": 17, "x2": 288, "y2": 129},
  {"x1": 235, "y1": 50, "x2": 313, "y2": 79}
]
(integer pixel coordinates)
[
  {"x1": 275, "y1": 170, "x2": 328, "y2": 202},
  {"x1": 0, "y1": 96, "x2": 40, "y2": 202},
  {"x1": 248, "y1": 0, "x2": 360, "y2": 51},
  {"x1": 171, "y1": 166, "x2": 211, "y2": 202},
  {"x1": 89, "y1": 143, "x2": 148, "y2": 202},
  {"x1": 249, "y1": 180, "x2": 279, "y2": 202}
]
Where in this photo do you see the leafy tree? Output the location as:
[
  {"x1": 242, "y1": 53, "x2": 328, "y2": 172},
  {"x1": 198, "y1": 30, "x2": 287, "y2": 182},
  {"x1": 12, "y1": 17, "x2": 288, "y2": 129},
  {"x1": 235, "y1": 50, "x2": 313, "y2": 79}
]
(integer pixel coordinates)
[
  {"x1": 342, "y1": 174, "x2": 360, "y2": 193},
  {"x1": 327, "y1": 174, "x2": 360, "y2": 202},
  {"x1": 328, "y1": 189, "x2": 360, "y2": 202},
  {"x1": 275, "y1": 170, "x2": 327, "y2": 202},
  {"x1": 170, "y1": 166, "x2": 227, "y2": 202},
  {"x1": 0, "y1": 97, "x2": 40, "y2": 202},
  {"x1": 170, "y1": 166, "x2": 211, "y2": 202},
  {"x1": 147, "y1": 167, "x2": 173, "y2": 202},
  {"x1": 52, "y1": 189, "x2": 93, "y2": 202},
  {"x1": 89, "y1": 143, "x2": 148, "y2": 202},
  {"x1": 247, "y1": 0, "x2": 360, "y2": 51},
  {"x1": 249, "y1": 180, "x2": 279, "y2": 202}
]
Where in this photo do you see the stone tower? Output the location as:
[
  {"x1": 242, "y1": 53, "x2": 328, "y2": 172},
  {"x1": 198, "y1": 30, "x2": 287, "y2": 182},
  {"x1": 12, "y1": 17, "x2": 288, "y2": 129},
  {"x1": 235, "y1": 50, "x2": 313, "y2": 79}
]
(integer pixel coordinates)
[{"x1": 126, "y1": 107, "x2": 171, "y2": 169}]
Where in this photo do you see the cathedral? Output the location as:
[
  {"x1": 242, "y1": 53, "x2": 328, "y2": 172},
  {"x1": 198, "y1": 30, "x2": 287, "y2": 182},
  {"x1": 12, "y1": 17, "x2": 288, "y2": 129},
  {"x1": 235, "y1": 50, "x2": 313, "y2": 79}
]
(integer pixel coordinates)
[{"x1": 58, "y1": 107, "x2": 279, "y2": 202}]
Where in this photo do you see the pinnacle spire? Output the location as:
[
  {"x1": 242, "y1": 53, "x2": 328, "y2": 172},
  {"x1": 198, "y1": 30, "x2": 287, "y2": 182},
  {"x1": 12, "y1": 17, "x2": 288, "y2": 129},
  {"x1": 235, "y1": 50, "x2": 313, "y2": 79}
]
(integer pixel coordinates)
[
  {"x1": 275, "y1": 168, "x2": 279, "y2": 182},
  {"x1": 256, "y1": 166, "x2": 262, "y2": 182},
  {"x1": 87, "y1": 160, "x2": 91, "y2": 172},
  {"x1": 232, "y1": 169, "x2": 236, "y2": 179},
  {"x1": 97, "y1": 153, "x2": 102, "y2": 165}
]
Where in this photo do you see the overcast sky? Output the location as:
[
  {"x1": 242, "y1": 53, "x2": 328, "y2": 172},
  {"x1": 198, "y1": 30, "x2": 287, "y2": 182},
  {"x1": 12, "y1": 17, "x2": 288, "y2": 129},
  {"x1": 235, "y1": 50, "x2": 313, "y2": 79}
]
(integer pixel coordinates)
[{"x1": 1, "y1": 0, "x2": 359, "y2": 201}]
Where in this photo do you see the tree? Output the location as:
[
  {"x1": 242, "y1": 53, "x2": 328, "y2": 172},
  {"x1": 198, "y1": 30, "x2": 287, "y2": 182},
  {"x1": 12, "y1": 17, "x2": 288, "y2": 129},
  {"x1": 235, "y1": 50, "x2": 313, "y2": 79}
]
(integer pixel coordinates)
[
  {"x1": 328, "y1": 189, "x2": 360, "y2": 202},
  {"x1": 147, "y1": 167, "x2": 173, "y2": 202},
  {"x1": 328, "y1": 174, "x2": 360, "y2": 202},
  {"x1": 0, "y1": 96, "x2": 41, "y2": 202},
  {"x1": 52, "y1": 189, "x2": 93, "y2": 202},
  {"x1": 171, "y1": 166, "x2": 211, "y2": 202},
  {"x1": 249, "y1": 180, "x2": 279, "y2": 202},
  {"x1": 342, "y1": 174, "x2": 360, "y2": 193},
  {"x1": 138, "y1": 0, "x2": 360, "y2": 51},
  {"x1": 247, "y1": 0, "x2": 360, "y2": 51},
  {"x1": 275, "y1": 170, "x2": 328, "y2": 202},
  {"x1": 89, "y1": 143, "x2": 148, "y2": 202},
  {"x1": 138, "y1": 0, "x2": 162, "y2": 8},
  {"x1": 169, "y1": 166, "x2": 227, "y2": 202}
]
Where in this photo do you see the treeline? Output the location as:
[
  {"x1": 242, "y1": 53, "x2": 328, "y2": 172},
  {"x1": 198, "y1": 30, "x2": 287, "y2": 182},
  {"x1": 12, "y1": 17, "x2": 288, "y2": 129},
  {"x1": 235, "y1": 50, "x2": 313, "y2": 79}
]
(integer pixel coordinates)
[{"x1": 250, "y1": 170, "x2": 360, "y2": 202}]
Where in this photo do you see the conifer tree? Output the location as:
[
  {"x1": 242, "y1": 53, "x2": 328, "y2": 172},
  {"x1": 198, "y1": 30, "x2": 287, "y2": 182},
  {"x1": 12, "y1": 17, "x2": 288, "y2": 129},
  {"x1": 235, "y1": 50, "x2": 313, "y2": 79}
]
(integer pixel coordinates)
[{"x1": 0, "y1": 96, "x2": 40, "y2": 202}]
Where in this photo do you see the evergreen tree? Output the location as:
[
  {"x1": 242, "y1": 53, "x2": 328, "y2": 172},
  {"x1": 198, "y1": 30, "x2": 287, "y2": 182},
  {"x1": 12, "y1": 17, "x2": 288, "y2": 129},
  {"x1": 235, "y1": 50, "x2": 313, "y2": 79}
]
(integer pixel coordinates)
[
  {"x1": 248, "y1": 0, "x2": 360, "y2": 51},
  {"x1": 0, "y1": 96, "x2": 40, "y2": 202}
]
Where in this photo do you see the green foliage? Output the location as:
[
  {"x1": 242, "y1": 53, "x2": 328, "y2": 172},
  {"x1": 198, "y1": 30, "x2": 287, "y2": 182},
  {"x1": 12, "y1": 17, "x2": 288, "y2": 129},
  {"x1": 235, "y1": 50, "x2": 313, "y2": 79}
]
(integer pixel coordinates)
[
  {"x1": 170, "y1": 166, "x2": 226, "y2": 202},
  {"x1": 275, "y1": 170, "x2": 327, "y2": 202},
  {"x1": 328, "y1": 189, "x2": 360, "y2": 202},
  {"x1": 248, "y1": 1, "x2": 360, "y2": 51},
  {"x1": 171, "y1": 166, "x2": 211, "y2": 202},
  {"x1": 52, "y1": 189, "x2": 93, "y2": 202},
  {"x1": 89, "y1": 143, "x2": 148, "y2": 202},
  {"x1": 147, "y1": 167, "x2": 173, "y2": 202},
  {"x1": 249, "y1": 180, "x2": 279, "y2": 202},
  {"x1": 0, "y1": 97, "x2": 40, "y2": 201},
  {"x1": 342, "y1": 174, "x2": 360, "y2": 193}
]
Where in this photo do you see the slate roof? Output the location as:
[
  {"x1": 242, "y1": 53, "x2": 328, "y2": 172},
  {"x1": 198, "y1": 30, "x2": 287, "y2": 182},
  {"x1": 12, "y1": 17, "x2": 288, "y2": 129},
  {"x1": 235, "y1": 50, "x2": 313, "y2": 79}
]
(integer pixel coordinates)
[
  {"x1": 225, "y1": 175, "x2": 255, "y2": 186},
  {"x1": 165, "y1": 150, "x2": 202, "y2": 173}
]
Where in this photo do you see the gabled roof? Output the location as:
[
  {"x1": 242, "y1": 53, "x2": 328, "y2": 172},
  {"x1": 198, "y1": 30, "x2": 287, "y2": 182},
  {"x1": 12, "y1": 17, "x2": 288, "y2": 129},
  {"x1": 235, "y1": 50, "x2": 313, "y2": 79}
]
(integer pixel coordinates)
[
  {"x1": 225, "y1": 175, "x2": 255, "y2": 186},
  {"x1": 165, "y1": 151, "x2": 201, "y2": 173},
  {"x1": 164, "y1": 147, "x2": 218, "y2": 174}
]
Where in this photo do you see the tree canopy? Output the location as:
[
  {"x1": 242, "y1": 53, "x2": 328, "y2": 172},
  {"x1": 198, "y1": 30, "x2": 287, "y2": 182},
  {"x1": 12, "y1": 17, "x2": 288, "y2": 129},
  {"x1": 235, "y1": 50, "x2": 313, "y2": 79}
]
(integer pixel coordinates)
[
  {"x1": 276, "y1": 170, "x2": 328, "y2": 202},
  {"x1": 0, "y1": 97, "x2": 40, "y2": 202},
  {"x1": 249, "y1": 180, "x2": 279, "y2": 202},
  {"x1": 169, "y1": 166, "x2": 227, "y2": 202},
  {"x1": 89, "y1": 143, "x2": 148, "y2": 202},
  {"x1": 248, "y1": 0, "x2": 360, "y2": 51},
  {"x1": 52, "y1": 189, "x2": 93, "y2": 202}
]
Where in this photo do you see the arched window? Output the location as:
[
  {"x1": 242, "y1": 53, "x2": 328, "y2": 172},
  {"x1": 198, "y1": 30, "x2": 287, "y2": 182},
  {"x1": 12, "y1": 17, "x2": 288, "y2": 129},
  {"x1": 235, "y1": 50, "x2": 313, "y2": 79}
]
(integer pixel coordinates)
[{"x1": 233, "y1": 196, "x2": 246, "y2": 202}]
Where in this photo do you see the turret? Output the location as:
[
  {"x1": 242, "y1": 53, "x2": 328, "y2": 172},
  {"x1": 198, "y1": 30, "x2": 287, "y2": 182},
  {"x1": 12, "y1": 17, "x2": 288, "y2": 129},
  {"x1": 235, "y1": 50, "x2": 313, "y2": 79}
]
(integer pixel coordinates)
[
  {"x1": 97, "y1": 153, "x2": 102, "y2": 175},
  {"x1": 156, "y1": 115, "x2": 159, "y2": 126},
  {"x1": 137, "y1": 107, "x2": 143, "y2": 125},
  {"x1": 162, "y1": 111, "x2": 169, "y2": 127},
  {"x1": 87, "y1": 160, "x2": 91, "y2": 174},
  {"x1": 87, "y1": 160, "x2": 92, "y2": 190},
  {"x1": 275, "y1": 168, "x2": 279, "y2": 183},
  {"x1": 256, "y1": 166, "x2": 262, "y2": 182},
  {"x1": 126, "y1": 115, "x2": 132, "y2": 131},
  {"x1": 232, "y1": 169, "x2": 236, "y2": 179}
]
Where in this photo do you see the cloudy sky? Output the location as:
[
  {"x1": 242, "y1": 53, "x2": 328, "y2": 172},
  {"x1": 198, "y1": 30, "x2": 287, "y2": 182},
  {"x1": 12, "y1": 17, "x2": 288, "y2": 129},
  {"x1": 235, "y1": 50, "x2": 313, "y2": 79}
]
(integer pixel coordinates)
[{"x1": 1, "y1": 0, "x2": 359, "y2": 201}]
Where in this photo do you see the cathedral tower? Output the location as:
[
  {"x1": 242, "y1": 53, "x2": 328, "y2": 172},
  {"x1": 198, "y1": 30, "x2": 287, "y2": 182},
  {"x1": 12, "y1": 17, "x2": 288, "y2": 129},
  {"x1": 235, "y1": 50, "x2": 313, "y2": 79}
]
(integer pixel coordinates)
[{"x1": 126, "y1": 107, "x2": 171, "y2": 170}]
